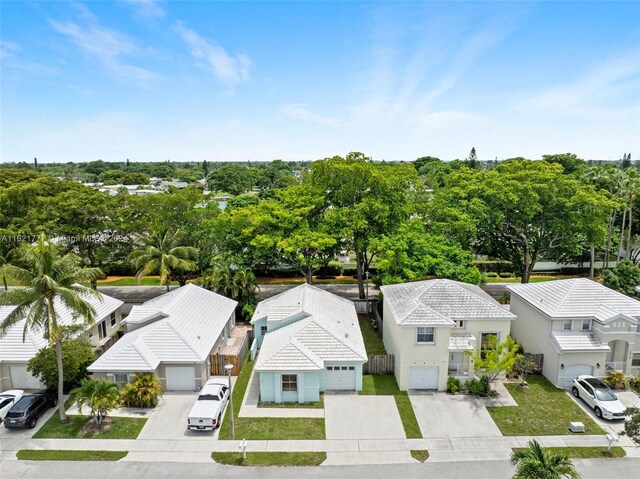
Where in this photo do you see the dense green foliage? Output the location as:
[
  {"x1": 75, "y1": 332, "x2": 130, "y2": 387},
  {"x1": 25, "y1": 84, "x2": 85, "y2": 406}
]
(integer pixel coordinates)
[
  {"x1": 120, "y1": 373, "x2": 163, "y2": 408},
  {"x1": 603, "y1": 259, "x2": 640, "y2": 297},
  {"x1": 510, "y1": 440, "x2": 581, "y2": 479},
  {"x1": 72, "y1": 379, "x2": 121, "y2": 425}
]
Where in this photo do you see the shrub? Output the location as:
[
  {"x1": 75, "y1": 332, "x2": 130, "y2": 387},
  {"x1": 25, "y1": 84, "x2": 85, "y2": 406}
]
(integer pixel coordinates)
[
  {"x1": 629, "y1": 376, "x2": 640, "y2": 393},
  {"x1": 603, "y1": 370, "x2": 627, "y2": 390},
  {"x1": 316, "y1": 260, "x2": 343, "y2": 277},
  {"x1": 473, "y1": 260, "x2": 513, "y2": 274},
  {"x1": 498, "y1": 272, "x2": 514, "y2": 278},
  {"x1": 485, "y1": 272, "x2": 499, "y2": 278},
  {"x1": 447, "y1": 376, "x2": 461, "y2": 394},
  {"x1": 120, "y1": 373, "x2": 163, "y2": 408},
  {"x1": 466, "y1": 375, "x2": 491, "y2": 396}
]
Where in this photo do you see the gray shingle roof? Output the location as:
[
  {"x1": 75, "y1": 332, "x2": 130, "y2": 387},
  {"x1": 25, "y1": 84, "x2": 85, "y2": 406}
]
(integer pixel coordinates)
[
  {"x1": 380, "y1": 279, "x2": 515, "y2": 326},
  {"x1": 507, "y1": 278, "x2": 640, "y2": 323},
  {"x1": 254, "y1": 284, "x2": 367, "y2": 372},
  {"x1": 88, "y1": 284, "x2": 237, "y2": 372},
  {"x1": 551, "y1": 331, "x2": 611, "y2": 352}
]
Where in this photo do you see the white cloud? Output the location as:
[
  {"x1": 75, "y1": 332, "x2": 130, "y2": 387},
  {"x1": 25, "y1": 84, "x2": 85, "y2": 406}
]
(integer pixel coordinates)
[
  {"x1": 49, "y1": 11, "x2": 156, "y2": 84},
  {"x1": 122, "y1": 0, "x2": 166, "y2": 19},
  {"x1": 174, "y1": 21, "x2": 250, "y2": 86},
  {"x1": 281, "y1": 104, "x2": 339, "y2": 125}
]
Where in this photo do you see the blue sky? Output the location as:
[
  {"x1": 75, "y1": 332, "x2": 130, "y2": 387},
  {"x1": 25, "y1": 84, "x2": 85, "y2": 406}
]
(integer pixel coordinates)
[{"x1": 1, "y1": 1, "x2": 639, "y2": 163}]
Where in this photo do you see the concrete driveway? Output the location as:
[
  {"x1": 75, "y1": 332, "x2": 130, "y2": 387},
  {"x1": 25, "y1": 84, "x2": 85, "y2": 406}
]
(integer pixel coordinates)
[
  {"x1": 324, "y1": 394, "x2": 405, "y2": 439},
  {"x1": 566, "y1": 389, "x2": 639, "y2": 435},
  {"x1": 0, "y1": 403, "x2": 57, "y2": 440},
  {"x1": 410, "y1": 393, "x2": 502, "y2": 438}
]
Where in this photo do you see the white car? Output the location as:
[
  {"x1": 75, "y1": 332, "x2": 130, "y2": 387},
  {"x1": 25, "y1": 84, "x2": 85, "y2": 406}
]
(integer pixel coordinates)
[
  {"x1": 187, "y1": 377, "x2": 230, "y2": 431},
  {"x1": 0, "y1": 390, "x2": 25, "y2": 422},
  {"x1": 572, "y1": 375, "x2": 626, "y2": 420}
]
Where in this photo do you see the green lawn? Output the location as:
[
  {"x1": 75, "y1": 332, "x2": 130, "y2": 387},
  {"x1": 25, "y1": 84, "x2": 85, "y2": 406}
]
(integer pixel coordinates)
[
  {"x1": 359, "y1": 374, "x2": 422, "y2": 439},
  {"x1": 359, "y1": 315, "x2": 386, "y2": 355},
  {"x1": 218, "y1": 357, "x2": 325, "y2": 440},
  {"x1": 511, "y1": 446, "x2": 625, "y2": 459},
  {"x1": 487, "y1": 376, "x2": 605, "y2": 436},
  {"x1": 96, "y1": 277, "x2": 181, "y2": 286},
  {"x1": 33, "y1": 414, "x2": 147, "y2": 439},
  {"x1": 258, "y1": 394, "x2": 324, "y2": 409},
  {"x1": 410, "y1": 450, "x2": 430, "y2": 462},
  {"x1": 484, "y1": 275, "x2": 584, "y2": 284},
  {"x1": 212, "y1": 452, "x2": 327, "y2": 466},
  {"x1": 16, "y1": 450, "x2": 128, "y2": 461}
]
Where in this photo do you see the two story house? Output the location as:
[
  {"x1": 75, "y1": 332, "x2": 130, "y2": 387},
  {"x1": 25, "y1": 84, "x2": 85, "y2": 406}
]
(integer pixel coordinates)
[
  {"x1": 508, "y1": 278, "x2": 640, "y2": 388},
  {"x1": 380, "y1": 279, "x2": 515, "y2": 391}
]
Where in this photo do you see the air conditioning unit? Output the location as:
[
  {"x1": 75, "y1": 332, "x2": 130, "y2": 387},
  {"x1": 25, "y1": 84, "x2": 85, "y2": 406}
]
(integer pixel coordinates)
[{"x1": 569, "y1": 421, "x2": 585, "y2": 433}]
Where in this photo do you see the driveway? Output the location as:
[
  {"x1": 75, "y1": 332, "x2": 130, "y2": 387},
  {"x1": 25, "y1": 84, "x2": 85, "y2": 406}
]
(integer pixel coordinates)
[
  {"x1": 0, "y1": 403, "x2": 57, "y2": 440},
  {"x1": 566, "y1": 389, "x2": 639, "y2": 435},
  {"x1": 324, "y1": 394, "x2": 405, "y2": 439},
  {"x1": 410, "y1": 393, "x2": 502, "y2": 438}
]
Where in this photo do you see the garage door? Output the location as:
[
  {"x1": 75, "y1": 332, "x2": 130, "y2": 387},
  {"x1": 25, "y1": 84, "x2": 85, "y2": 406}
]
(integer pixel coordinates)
[
  {"x1": 325, "y1": 366, "x2": 356, "y2": 390},
  {"x1": 409, "y1": 367, "x2": 439, "y2": 390},
  {"x1": 10, "y1": 365, "x2": 45, "y2": 390},
  {"x1": 563, "y1": 364, "x2": 593, "y2": 388},
  {"x1": 165, "y1": 366, "x2": 196, "y2": 391}
]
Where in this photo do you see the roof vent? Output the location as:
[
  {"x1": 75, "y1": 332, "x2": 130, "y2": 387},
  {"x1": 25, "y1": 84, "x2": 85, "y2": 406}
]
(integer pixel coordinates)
[{"x1": 345, "y1": 333, "x2": 349, "y2": 338}]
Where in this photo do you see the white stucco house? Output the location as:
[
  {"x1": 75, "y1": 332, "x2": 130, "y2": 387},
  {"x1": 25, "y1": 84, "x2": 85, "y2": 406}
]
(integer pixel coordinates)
[
  {"x1": 88, "y1": 284, "x2": 237, "y2": 391},
  {"x1": 0, "y1": 291, "x2": 123, "y2": 391},
  {"x1": 380, "y1": 279, "x2": 516, "y2": 391},
  {"x1": 251, "y1": 284, "x2": 367, "y2": 403},
  {"x1": 508, "y1": 278, "x2": 640, "y2": 388}
]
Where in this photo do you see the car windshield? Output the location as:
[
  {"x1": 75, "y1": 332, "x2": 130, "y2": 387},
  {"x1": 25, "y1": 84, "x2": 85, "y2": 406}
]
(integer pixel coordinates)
[
  {"x1": 0, "y1": 398, "x2": 12, "y2": 408},
  {"x1": 594, "y1": 388, "x2": 617, "y2": 401}
]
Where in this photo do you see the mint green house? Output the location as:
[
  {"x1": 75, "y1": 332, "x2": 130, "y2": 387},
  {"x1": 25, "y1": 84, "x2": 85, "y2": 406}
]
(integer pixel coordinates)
[{"x1": 251, "y1": 284, "x2": 367, "y2": 403}]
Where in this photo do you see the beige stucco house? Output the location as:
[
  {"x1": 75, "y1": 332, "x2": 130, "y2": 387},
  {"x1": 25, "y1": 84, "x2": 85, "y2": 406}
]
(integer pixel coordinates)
[
  {"x1": 508, "y1": 279, "x2": 640, "y2": 388},
  {"x1": 380, "y1": 279, "x2": 515, "y2": 391}
]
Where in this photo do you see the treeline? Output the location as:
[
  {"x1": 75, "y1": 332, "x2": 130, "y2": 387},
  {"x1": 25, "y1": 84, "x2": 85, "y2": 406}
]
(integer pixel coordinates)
[{"x1": 0, "y1": 151, "x2": 638, "y2": 302}]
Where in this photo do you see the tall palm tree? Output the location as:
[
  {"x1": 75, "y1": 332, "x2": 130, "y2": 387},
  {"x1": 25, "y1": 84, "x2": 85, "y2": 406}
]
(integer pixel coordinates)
[
  {"x1": 511, "y1": 440, "x2": 580, "y2": 479},
  {"x1": 129, "y1": 228, "x2": 199, "y2": 292},
  {"x1": 0, "y1": 235, "x2": 104, "y2": 422}
]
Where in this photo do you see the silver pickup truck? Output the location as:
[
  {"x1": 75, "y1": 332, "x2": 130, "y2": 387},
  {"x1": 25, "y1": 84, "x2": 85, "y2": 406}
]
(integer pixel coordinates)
[{"x1": 187, "y1": 377, "x2": 230, "y2": 431}]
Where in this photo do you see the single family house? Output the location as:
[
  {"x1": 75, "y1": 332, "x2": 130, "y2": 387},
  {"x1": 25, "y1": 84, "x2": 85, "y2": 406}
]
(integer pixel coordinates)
[
  {"x1": 0, "y1": 291, "x2": 123, "y2": 390},
  {"x1": 251, "y1": 284, "x2": 367, "y2": 403},
  {"x1": 88, "y1": 283, "x2": 237, "y2": 391},
  {"x1": 508, "y1": 278, "x2": 640, "y2": 388},
  {"x1": 380, "y1": 279, "x2": 516, "y2": 391}
]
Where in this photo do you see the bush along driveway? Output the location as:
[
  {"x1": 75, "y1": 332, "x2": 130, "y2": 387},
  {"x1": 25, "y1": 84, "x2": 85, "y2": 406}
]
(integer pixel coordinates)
[
  {"x1": 487, "y1": 376, "x2": 605, "y2": 436},
  {"x1": 359, "y1": 375, "x2": 422, "y2": 439},
  {"x1": 218, "y1": 357, "x2": 325, "y2": 440}
]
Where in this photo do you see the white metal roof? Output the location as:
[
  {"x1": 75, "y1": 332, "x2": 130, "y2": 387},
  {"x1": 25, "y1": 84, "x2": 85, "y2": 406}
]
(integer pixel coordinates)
[
  {"x1": 448, "y1": 332, "x2": 476, "y2": 351},
  {"x1": 88, "y1": 284, "x2": 237, "y2": 372},
  {"x1": 551, "y1": 331, "x2": 611, "y2": 353},
  {"x1": 254, "y1": 284, "x2": 367, "y2": 372},
  {"x1": 507, "y1": 279, "x2": 640, "y2": 323},
  {"x1": 380, "y1": 279, "x2": 515, "y2": 326},
  {"x1": 0, "y1": 291, "x2": 123, "y2": 363}
]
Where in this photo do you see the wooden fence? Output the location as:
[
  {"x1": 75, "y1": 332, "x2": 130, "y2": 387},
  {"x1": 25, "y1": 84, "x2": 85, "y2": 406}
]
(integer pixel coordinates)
[
  {"x1": 210, "y1": 330, "x2": 252, "y2": 376},
  {"x1": 363, "y1": 354, "x2": 395, "y2": 375},
  {"x1": 525, "y1": 353, "x2": 544, "y2": 373}
]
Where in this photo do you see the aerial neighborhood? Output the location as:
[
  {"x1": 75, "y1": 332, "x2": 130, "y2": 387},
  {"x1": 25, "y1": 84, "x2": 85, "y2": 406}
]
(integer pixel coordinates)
[{"x1": 1, "y1": 1, "x2": 639, "y2": 478}]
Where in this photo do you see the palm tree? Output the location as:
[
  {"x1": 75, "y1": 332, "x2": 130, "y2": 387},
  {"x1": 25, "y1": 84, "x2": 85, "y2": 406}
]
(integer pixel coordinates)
[
  {"x1": 0, "y1": 235, "x2": 104, "y2": 422},
  {"x1": 129, "y1": 228, "x2": 199, "y2": 292},
  {"x1": 511, "y1": 440, "x2": 581, "y2": 479},
  {"x1": 72, "y1": 379, "x2": 120, "y2": 426},
  {"x1": 204, "y1": 260, "x2": 258, "y2": 320},
  {"x1": 0, "y1": 240, "x2": 20, "y2": 291}
]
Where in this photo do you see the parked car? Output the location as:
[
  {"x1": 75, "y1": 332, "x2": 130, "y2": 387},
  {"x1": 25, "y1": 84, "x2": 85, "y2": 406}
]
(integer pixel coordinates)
[
  {"x1": 572, "y1": 375, "x2": 627, "y2": 420},
  {"x1": 3, "y1": 392, "x2": 57, "y2": 429},
  {"x1": 0, "y1": 390, "x2": 25, "y2": 422},
  {"x1": 187, "y1": 377, "x2": 230, "y2": 431}
]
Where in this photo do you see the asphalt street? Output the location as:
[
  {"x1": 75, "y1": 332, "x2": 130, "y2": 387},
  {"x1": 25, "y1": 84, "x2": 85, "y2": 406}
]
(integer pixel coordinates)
[{"x1": 2, "y1": 458, "x2": 638, "y2": 479}]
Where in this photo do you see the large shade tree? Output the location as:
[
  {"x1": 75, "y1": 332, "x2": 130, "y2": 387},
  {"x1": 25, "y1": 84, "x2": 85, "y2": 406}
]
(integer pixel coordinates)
[{"x1": 0, "y1": 235, "x2": 104, "y2": 422}]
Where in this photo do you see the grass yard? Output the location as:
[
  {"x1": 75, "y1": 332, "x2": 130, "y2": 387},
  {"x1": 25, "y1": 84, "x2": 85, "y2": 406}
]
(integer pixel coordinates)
[
  {"x1": 487, "y1": 376, "x2": 605, "y2": 436},
  {"x1": 255, "y1": 276, "x2": 359, "y2": 285},
  {"x1": 410, "y1": 450, "x2": 430, "y2": 462},
  {"x1": 359, "y1": 314, "x2": 386, "y2": 355},
  {"x1": 258, "y1": 394, "x2": 324, "y2": 409},
  {"x1": 218, "y1": 356, "x2": 325, "y2": 440},
  {"x1": 511, "y1": 446, "x2": 625, "y2": 459},
  {"x1": 359, "y1": 374, "x2": 422, "y2": 439},
  {"x1": 95, "y1": 276, "x2": 181, "y2": 286},
  {"x1": 212, "y1": 452, "x2": 327, "y2": 466},
  {"x1": 16, "y1": 450, "x2": 128, "y2": 461},
  {"x1": 33, "y1": 414, "x2": 147, "y2": 439}
]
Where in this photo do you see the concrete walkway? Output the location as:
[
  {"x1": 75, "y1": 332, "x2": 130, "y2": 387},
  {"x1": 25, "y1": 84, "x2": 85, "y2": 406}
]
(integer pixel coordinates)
[
  {"x1": 482, "y1": 381, "x2": 518, "y2": 407},
  {"x1": 238, "y1": 367, "x2": 324, "y2": 418}
]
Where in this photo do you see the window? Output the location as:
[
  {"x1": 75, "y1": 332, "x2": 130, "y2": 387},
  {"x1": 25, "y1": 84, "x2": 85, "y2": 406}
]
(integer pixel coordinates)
[
  {"x1": 110, "y1": 312, "x2": 117, "y2": 327},
  {"x1": 417, "y1": 327, "x2": 435, "y2": 344},
  {"x1": 480, "y1": 333, "x2": 498, "y2": 359},
  {"x1": 632, "y1": 353, "x2": 640, "y2": 367},
  {"x1": 563, "y1": 320, "x2": 572, "y2": 332},
  {"x1": 114, "y1": 373, "x2": 128, "y2": 388},
  {"x1": 98, "y1": 321, "x2": 107, "y2": 340},
  {"x1": 348, "y1": 366, "x2": 355, "y2": 370},
  {"x1": 581, "y1": 319, "x2": 591, "y2": 331},
  {"x1": 282, "y1": 374, "x2": 297, "y2": 392},
  {"x1": 457, "y1": 321, "x2": 466, "y2": 329},
  {"x1": 260, "y1": 326, "x2": 268, "y2": 336},
  {"x1": 326, "y1": 366, "x2": 333, "y2": 371}
]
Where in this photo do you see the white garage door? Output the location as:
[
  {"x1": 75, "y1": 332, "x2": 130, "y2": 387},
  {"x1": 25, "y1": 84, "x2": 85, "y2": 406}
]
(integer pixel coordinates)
[
  {"x1": 325, "y1": 366, "x2": 356, "y2": 390},
  {"x1": 165, "y1": 366, "x2": 196, "y2": 391},
  {"x1": 409, "y1": 367, "x2": 439, "y2": 390},
  {"x1": 10, "y1": 365, "x2": 45, "y2": 390},
  {"x1": 563, "y1": 364, "x2": 593, "y2": 388}
]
